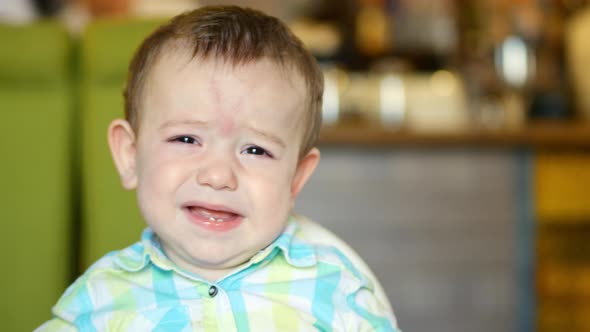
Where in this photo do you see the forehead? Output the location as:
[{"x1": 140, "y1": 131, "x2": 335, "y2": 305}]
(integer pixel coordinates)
[
  {"x1": 140, "y1": 49, "x2": 308, "y2": 133},
  {"x1": 146, "y1": 46, "x2": 307, "y2": 98}
]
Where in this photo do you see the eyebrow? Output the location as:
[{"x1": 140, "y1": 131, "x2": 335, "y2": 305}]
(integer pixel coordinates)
[
  {"x1": 158, "y1": 119, "x2": 209, "y2": 131},
  {"x1": 247, "y1": 127, "x2": 286, "y2": 149}
]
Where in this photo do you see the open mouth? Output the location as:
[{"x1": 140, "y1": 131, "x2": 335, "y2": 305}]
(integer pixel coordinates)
[
  {"x1": 186, "y1": 205, "x2": 241, "y2": 223},
  {"x1": 182, "y1": 202, "x2": 244, "y2": 231}
]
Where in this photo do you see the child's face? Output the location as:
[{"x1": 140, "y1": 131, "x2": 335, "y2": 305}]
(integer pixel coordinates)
[{"x1": 109, "y1": 52, "x2": 319, "y2": 281}]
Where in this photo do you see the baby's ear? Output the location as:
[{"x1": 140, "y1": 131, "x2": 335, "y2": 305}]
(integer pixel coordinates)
[
  {"x1": 290, "y1": 147, "x2": 320, "y2": 199},
  {"x1": 107, "y1": 119, "x2": 138, "y2": 190}
]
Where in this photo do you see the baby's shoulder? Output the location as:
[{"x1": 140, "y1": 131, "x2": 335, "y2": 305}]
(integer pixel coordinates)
[
  {"x1": 52, "y1": 242, "x2": 147, "y2": 318},
  {"x1": 292, "y1": 217, "x2": 372, "y2": 282}
]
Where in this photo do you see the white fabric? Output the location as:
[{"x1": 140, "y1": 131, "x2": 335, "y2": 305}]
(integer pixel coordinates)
[{"x1": 295, "y1": 215, "x2": 396, "y2": 321}]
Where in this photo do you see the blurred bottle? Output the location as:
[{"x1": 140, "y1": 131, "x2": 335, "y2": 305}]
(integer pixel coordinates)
[
  {"x1": 458, "y1": 0, "x2": 574, "y2": 129},
  {"x1": 384, "y1": 0, "x2": 458, "y2": 71},
  {"x1": 355, "y1": 0, "x2": 392, "y2": 60},
  {"x1": 526, "y1": 1, "x2": 572, "y2": 121},
  {"x1": 565, "y1": 3, "x2": 590, "y2": 121},
  {"x1": 296, "y1": 0, "x2": 459, "y2": 70},
  {"x1": 289, "y1": 0, "x2": 357, "y2": 67},
  {"x1": 495, "y1": 1, "x2": 573, "y2": 123},
  {"x1": 456, "y1": 0, "x2": 504, "y2": 129},
  {"x1": 493, "y1": 7, "x2": 538, "y2": 129}
]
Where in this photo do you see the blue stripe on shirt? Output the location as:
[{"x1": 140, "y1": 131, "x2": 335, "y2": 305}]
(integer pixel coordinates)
[
  {"x1": 226, "y1": 279, "x2": 250, "y2": 332},
  {"x1": 312, "y1": 262, "x2": 341, "y2": 330},
  {"x1": 152, "y1": 267, "x2": 190, "y2": 330},
  {"x1": 72, "y1": 283, "x2": 98, "y2": 332}
]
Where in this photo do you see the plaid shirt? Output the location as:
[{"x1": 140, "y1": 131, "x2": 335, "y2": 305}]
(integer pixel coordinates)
[{"x1": 37, "y1": 216, "x2": 398, "y2": 331}]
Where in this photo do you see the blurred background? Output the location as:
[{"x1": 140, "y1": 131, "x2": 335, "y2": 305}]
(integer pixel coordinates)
[{"x1": 1, "y1": 0, "x2": 590, "y2": 331}]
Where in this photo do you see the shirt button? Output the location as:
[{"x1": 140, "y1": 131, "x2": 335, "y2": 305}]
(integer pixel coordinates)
[{"x1": 208, "y1": 285, "x2": 218, "y2": 297}]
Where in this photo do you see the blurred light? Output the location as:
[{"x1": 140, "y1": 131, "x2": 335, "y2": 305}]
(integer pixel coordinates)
[
  {"x1": 322, "y1": 72, "x2": 340, "y2": 125},
  {"x1": 496, "y1": 36, "x2": 532, "y2": 88},
  {"x1": 430, "y1": 70, "x2": 456, "y2": 97},
  {"x1": 379, "y1": 74, "x2": 405, "y2": 127}
]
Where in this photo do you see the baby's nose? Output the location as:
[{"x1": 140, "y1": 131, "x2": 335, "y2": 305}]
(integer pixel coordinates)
[{"x1": 196, "y1": 158, "x2": 238, "y2": 191}]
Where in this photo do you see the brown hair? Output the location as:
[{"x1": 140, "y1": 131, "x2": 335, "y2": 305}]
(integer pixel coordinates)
[{"x1": 124, "y1": 5, "x2": 324, "y2": 156}]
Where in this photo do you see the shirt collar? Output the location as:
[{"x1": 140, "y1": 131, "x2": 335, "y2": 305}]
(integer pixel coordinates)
[
  {"x1": 249, "y1": 216, "x2": 317, "y2": 268},
  {"x1": 113, "y1": 215, "x2": 317, "y2": 273},
  {"x1": 112, "y1": 228, "x2": 171, "y2": 272}
]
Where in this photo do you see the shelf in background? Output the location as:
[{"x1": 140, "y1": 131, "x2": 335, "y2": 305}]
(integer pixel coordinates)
[{"x1": 318, "y1": 121, "x2": 590, "y2": 148}]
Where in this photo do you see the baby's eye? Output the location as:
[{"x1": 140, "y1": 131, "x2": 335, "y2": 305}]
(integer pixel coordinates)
[
  {"x1": 243, "y1": 146, "x2": 272, "y2": 158},
  {"x1": 170, "y1": 136, "x2": 198, "y2": 144}
]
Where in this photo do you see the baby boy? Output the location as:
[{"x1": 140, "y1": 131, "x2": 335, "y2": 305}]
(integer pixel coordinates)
[{"x1": 38, "y1": 6, "x2": 398, "y2": 331}]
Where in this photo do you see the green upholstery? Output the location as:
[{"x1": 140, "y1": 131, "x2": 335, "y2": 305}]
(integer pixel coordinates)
[
  {"x1": 0, "y1": 22, "x2": 73, "y2": 331},
  {"x1": 80, "y1": 18, "x2": 166, "y2": 269},
  {"x1": 0, "y1": 22, "x2": 70, "y2": 85}
]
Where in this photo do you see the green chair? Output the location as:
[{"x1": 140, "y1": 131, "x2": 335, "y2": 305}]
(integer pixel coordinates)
[
  {"x1": 80, "y1": 18, "x2": 165, "y2": 270},
  {"x1": 0, "y1": 21, "x2": 73, "y2": 331}
]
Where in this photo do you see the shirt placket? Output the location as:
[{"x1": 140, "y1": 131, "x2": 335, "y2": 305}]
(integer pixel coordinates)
[{"x1": 202, "y1": 283, "x2": 238, "y2": 332}]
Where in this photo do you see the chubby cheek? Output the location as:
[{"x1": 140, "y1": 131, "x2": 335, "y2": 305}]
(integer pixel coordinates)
[
  {"x1": 135, "y1": 149, "x2": 191, "y2": 217},
  {"x1": 248, "y1": 165, "x2": 295, "y2": 218}
]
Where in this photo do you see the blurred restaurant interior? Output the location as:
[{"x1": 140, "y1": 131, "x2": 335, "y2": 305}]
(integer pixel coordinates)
[{"x1": 1, "y1": 0, "x2": 590, "y2": 331}]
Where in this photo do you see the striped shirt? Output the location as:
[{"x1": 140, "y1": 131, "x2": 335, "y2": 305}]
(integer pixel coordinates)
[{"x1": 37, "y1": 216, "x2": 399, "y2": 331}]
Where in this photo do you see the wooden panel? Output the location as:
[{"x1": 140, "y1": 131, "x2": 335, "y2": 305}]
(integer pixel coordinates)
[{"x1": 535, "y1": 152, "x2": 590, "y2": 222}]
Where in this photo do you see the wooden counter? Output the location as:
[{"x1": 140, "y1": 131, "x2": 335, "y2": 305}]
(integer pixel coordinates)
[{"x1": 318, "y1": 121, "x2": 590, "y2": 148}]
